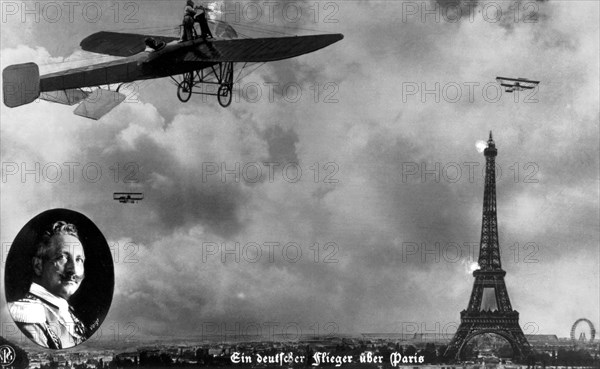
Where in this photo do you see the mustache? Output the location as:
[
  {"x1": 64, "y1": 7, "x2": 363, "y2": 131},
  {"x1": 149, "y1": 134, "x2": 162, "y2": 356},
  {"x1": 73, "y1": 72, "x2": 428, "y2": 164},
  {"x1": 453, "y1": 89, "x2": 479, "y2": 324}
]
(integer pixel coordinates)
[{"x1": 59, "y1": 273, "x2": 85, "y2": 283}]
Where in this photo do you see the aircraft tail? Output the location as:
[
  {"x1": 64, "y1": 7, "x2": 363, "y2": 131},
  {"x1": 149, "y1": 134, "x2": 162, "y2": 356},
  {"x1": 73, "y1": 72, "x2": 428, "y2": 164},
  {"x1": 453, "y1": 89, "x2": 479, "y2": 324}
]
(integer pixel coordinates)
[{"x1": 2, "y1": 63, "x2": 40, "y2": 107}]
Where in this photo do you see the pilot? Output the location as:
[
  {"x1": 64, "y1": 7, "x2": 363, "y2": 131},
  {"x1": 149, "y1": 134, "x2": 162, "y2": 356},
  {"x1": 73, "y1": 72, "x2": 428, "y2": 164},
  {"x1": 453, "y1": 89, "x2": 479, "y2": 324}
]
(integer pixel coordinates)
[
  {"x1": 181, "y1": 0, "x2": 197, "y2": 42},
  {"x1": 9, "y1": 221, "x2": 90, "y2": 349},
  {"x1": 194, "y1": 5, "x2": 214, "y2": 39},
  {"x1": 144, "y1": 37, "x2": 166, "y2": 52}
]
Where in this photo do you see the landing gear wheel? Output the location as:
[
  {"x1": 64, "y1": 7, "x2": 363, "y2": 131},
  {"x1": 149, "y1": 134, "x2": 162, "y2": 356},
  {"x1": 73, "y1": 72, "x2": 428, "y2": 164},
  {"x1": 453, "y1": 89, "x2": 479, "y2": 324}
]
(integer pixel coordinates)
[
  {"x1": 218, "y1": 84, "x2": 232, "y2": 107},
  {"x1": 177, "y1": 80, "x2": 192, "y2": 102}
]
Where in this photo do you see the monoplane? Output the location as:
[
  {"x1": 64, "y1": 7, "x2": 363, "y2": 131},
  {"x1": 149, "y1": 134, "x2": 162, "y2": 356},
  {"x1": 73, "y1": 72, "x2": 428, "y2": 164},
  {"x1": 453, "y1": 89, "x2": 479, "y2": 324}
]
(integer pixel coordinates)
[
  {"x1": 495, "y1": 76, "x2": 540, "y2": 93},
  {"x1": 3, "y1": 20, "x2": 343, "y2": 119},
  {"x1": 113, "y1": 192, "x2": 144, "y2": 204}
]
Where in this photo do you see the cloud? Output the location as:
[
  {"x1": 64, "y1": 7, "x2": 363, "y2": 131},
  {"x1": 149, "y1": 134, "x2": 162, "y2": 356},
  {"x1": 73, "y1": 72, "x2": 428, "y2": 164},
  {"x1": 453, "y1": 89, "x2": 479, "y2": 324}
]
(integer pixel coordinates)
[{"x1": 1, "y1": 0, "x2": 598, "y2": 340}]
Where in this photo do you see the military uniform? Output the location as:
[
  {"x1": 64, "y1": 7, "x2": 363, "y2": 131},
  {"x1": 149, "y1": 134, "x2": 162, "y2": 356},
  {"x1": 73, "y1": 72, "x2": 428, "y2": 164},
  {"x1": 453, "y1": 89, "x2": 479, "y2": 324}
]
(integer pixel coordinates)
[
  {"x1": 195, "y1": 7, "x2": 213, "y2": 39},
  {"x1": 9, "y1": 283, "x2": 88, "y2": 349},
  {"x1": 181, "y1": 1, "x2": 197, "y2": 41}
]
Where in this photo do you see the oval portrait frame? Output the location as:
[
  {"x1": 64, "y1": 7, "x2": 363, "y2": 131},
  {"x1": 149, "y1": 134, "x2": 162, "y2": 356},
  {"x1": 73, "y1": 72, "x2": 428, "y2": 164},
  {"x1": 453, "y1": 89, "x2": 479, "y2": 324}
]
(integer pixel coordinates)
[{"x1": 4, "y1": 208, "x2": 114, "y2": 349}]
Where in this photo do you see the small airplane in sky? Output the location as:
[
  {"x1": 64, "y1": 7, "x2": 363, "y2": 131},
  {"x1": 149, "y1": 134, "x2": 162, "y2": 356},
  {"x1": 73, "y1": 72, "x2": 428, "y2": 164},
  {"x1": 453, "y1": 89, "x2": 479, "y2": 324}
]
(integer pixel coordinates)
[
  {"x1": 496, "y1": 76, "x2": 540, "y2": 93},
  {"x1": 113, "y1": 192, "x2": 144, "y2": 204},
  {"x1": 3, "y1": 20, "x2": 343, "y2": 119}
]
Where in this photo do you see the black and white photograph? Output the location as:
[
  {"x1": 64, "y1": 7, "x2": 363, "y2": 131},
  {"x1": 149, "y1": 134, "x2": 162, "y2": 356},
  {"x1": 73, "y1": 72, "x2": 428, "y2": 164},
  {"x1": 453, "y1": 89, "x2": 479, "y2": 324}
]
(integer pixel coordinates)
[
  {"x1": 0, "y1": 1, "x2": 598, "y2": 369},
  {"x1": 4, "y1": 208, "x2": 114, "y2": 350}
]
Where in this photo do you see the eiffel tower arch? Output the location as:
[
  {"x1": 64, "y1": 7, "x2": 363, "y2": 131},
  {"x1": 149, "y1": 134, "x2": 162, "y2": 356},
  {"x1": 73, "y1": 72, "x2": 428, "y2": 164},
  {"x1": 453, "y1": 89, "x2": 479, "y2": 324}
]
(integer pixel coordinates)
[
  {"x1": 445, "y1": 133, "x2": 532, "y2": 362},
  {"x1": 448, "y1": 311, "x2": 532, "y2": 361}
]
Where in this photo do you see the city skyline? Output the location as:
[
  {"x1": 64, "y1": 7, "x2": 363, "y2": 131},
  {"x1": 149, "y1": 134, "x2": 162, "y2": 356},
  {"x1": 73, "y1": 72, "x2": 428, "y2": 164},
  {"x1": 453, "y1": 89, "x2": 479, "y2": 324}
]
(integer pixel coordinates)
[{"x1": 5, "y1": 329, "x2": 598, "y2": 369}]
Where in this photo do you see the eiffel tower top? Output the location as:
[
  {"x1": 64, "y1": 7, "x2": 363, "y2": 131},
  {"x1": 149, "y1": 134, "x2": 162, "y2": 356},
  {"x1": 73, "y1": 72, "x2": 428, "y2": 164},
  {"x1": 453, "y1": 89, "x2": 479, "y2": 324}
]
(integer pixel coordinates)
[
  {"x1": 478, "y1": 130, "x2": 502, "y2": 271},
  {"x1": 484, "y1": 131, "x2": 497, "y2": 157}
]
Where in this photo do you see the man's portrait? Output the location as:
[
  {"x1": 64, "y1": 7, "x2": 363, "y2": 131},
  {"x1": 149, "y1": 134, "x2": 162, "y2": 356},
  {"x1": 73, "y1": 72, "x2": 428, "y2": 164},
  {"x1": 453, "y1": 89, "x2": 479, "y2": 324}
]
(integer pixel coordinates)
[{"x1": 4, "y1": 209, "x2": 114, "y2": 349}]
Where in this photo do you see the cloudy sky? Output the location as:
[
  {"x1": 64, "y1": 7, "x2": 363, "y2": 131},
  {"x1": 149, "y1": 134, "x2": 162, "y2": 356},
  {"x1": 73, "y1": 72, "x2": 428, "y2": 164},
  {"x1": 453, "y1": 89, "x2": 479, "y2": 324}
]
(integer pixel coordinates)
[{"x1": 1, "y1": 0, "x2": 598, "y2": 347}]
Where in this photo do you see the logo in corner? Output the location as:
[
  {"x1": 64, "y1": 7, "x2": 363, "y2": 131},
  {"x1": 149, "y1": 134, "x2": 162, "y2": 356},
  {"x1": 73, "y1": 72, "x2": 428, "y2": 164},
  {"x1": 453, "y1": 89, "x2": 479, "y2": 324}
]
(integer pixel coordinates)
[{"x1": 0, "y1": 345, "x2": 16, "y2": 367}]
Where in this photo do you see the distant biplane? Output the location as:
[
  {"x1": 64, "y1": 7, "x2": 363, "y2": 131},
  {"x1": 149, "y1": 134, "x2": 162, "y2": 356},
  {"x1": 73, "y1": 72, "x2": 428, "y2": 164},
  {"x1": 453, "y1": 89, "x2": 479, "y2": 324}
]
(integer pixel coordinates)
[
  {"x1": 496, "y1": 76, "x2": 540, "y2": 93},
  {"x1": 113, "y1": 192, "x2": 144, "y2": 204},
  {"x1": 3, "y1": 20, "x2": 343, "y2": 119}
]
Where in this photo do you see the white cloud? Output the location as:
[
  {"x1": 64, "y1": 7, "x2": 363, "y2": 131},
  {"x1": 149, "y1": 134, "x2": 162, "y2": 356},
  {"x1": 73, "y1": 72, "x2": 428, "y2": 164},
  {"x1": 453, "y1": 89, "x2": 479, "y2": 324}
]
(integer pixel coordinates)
[{"x1": 1, "y1": 0, "x2": 598, "y2": 340}]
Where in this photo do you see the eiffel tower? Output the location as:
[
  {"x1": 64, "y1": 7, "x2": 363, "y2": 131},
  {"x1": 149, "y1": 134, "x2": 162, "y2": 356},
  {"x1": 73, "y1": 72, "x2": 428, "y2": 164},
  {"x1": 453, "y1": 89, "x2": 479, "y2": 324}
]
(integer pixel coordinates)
[{"x1": 445, "y1": 132, "x2": 532, "y2": 361}]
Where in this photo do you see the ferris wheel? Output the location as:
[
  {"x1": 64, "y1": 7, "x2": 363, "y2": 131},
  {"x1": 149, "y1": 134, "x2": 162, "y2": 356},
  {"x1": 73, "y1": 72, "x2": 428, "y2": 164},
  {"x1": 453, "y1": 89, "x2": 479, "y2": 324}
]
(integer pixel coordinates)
[{"x1": 570, "y1": 318, "x2": 596, "y2": 343}]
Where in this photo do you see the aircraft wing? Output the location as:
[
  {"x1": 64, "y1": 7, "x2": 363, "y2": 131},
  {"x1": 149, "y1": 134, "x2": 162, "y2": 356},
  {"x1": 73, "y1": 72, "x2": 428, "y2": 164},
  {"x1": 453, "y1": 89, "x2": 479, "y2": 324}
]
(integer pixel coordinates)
[
  {"x1": 81, "y1": 31, "x2": 179, "y2": 57},
  {"x1": 496, "y1": 76, "x2": 540, "y2": 84},
  {"x1": 79, "y1": 19, "x2": 234, "y2": 57},
  {"x1": 81, "y1": 31, "x2": 343, "y2": 61},
  {"x1": 113, "y1": 192, "x2": 144, "y2": 200},
  {"x1": 177, "y1": 34, "x2": 344, "y2": 63}
]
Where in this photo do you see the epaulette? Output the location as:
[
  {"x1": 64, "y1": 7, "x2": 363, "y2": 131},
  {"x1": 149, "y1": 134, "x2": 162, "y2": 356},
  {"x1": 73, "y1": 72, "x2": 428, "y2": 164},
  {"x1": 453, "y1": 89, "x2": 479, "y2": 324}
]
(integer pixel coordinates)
[{"x1": 9, "y1": 300, "x2": 47, "y2": 324}]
